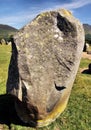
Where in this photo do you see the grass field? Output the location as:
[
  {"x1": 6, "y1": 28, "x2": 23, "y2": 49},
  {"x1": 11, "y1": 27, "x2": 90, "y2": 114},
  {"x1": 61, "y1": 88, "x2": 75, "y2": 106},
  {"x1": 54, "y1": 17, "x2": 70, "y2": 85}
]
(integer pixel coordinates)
[
  {"x1": 0, "y1": 45, "x2": 11, "y2": 94},
  {"x1": 0, "y1": 45, "x2": 91, "y2": 130}
]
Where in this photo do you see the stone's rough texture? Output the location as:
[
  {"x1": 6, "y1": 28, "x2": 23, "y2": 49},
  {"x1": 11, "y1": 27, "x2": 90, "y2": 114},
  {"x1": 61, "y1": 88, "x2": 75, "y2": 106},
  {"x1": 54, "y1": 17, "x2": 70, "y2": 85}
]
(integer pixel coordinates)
[{"x1": 7, "y1": 9, "x2": 84, "y2": 127}]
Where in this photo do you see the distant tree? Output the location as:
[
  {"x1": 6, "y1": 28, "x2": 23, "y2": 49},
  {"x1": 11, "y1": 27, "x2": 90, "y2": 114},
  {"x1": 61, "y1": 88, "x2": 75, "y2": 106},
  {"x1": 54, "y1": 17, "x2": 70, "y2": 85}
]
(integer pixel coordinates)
[{"x1": 7, "y1": 34, "x2": 13, "y2": 42}]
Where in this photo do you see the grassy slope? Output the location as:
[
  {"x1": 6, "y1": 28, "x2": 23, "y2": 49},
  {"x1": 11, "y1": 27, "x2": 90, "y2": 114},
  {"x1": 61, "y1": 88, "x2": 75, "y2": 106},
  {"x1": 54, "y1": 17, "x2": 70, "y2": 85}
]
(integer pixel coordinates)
[{"x1": 0, "y1": 46, "x2": 91, "y2": 130}]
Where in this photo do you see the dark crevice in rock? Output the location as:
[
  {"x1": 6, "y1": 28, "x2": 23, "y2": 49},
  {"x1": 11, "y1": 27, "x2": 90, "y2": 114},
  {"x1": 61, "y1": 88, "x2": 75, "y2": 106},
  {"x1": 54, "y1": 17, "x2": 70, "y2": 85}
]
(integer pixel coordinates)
[
  {"x1": 57, "y1": 13, "x2": 76, "y2": 37},
  {"x1": 54, "y1": 82, "x2": 66, "y2": 91},
  {"x1": 22, "y1": 81, "x2": 28, "y2": 102}
]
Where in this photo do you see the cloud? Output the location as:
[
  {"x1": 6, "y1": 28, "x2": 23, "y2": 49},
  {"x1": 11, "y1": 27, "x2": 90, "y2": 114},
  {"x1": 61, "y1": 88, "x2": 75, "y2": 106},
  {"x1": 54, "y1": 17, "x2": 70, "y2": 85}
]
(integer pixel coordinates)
[
  {"x1": 0, "y1": 5, "x2": 45, "y2": 29},
  {"x1": 0, "y1": 11, "x2": 37, "y2": 29},
  {"x1": 54, "y1": 0, "x2": 91, "y2": 10}
]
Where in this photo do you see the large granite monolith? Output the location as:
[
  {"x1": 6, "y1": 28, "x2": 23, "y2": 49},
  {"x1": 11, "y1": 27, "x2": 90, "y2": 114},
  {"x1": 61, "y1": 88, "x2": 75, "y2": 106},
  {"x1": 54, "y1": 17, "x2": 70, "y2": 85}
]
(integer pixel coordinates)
[{"x1": 6, "y1": 9, "x2": 84, "y2": 127}]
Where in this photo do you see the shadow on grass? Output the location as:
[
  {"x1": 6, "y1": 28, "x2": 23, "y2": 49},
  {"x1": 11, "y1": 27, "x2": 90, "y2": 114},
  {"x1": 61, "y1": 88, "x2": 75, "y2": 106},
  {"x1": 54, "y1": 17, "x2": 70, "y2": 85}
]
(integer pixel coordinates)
[
  {"x1": 0, "y1": 94, "x2": 36, "y2": 129},
  {"x1": 82, "y1": 69, "x2": 91, "y2": 74}
]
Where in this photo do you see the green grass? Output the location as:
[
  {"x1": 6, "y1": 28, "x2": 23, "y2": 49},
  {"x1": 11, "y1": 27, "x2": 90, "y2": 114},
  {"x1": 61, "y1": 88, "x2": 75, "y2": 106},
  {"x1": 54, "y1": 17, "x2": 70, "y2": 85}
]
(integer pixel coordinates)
[
  {"x1": 0, "y1": 46, "x2": 91, "y2": 130},
  {"x1": 0, "y1": 45, "x2": 11, "y2": 94},
  {"x1": 80, "y1": 58, "x2": 90, "y2": 68}
]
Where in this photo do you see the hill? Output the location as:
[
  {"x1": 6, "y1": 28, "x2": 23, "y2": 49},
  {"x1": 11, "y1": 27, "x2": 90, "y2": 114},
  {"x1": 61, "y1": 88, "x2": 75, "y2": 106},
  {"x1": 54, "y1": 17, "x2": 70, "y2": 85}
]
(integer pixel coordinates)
[
  {"x1": 83, "y1": 24, "x2": 91, "y2": 44},
  {"x1": 0, "y1": 24, "x2": 18, "y2": 40},
  {"x1": 83, "y1": 24, "x2": 91, "y2": 34}
]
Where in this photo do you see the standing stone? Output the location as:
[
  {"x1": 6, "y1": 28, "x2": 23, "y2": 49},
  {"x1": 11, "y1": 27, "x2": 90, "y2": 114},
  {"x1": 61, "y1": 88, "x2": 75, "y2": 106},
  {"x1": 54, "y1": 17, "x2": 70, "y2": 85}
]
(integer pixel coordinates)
[{"x1": 6, "y1": 9, "x2": 84, "y2": 127}]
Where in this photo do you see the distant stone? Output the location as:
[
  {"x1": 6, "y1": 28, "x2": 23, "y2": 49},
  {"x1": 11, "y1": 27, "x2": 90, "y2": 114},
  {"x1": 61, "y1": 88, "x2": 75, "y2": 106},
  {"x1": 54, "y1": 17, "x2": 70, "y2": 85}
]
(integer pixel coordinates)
[
  {"x1": 6, "y1": 9, "x2": 84, "y2": 127},
  {"x1": 83, "y1": 43, "x2": 89, "y2": 52},
  {"x1": 0, "y1": 38, "x2": 6, "y2": 45}
]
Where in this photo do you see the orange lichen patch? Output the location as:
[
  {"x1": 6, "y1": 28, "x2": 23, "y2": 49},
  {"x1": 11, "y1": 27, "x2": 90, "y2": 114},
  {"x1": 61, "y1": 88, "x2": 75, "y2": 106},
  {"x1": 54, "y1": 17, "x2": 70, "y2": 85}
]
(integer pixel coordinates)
[
  {"x1": 58, "y1": 9, "x2": 72, "y2": 17},
  {"x1": 37, "y1": 89, "x2": 70, "y2": 127},
  {"x1": 38, "y1": 98, "x2": 68, "y2": 127}
]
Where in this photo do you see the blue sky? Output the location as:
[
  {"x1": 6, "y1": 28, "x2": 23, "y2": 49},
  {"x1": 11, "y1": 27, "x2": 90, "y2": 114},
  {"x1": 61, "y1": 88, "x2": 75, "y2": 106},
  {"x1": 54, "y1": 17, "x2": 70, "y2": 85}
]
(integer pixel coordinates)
[{"x1": 0, "y1": 0, "x2": 91, "y2": 29}]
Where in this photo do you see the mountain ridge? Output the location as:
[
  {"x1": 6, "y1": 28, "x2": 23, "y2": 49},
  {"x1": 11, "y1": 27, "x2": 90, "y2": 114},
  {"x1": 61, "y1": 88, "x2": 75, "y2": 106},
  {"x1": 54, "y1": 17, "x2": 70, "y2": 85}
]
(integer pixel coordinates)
[
  {"x1": 0, "y1": 24, "x2": 18, "y2": 40},
  {"x1": 83, "y1": 23, "x2": 91, "y2": 34},
  {"x1": 0, "y1": 24, "x2": 18, "y2": 31}
]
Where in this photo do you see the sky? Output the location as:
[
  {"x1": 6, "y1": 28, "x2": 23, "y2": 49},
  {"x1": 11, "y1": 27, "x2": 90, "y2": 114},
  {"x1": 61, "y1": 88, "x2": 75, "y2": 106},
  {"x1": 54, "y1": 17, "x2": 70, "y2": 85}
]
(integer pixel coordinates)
[{"x1": 0, "y1": 0, "x2": 91, "y2": 29}]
